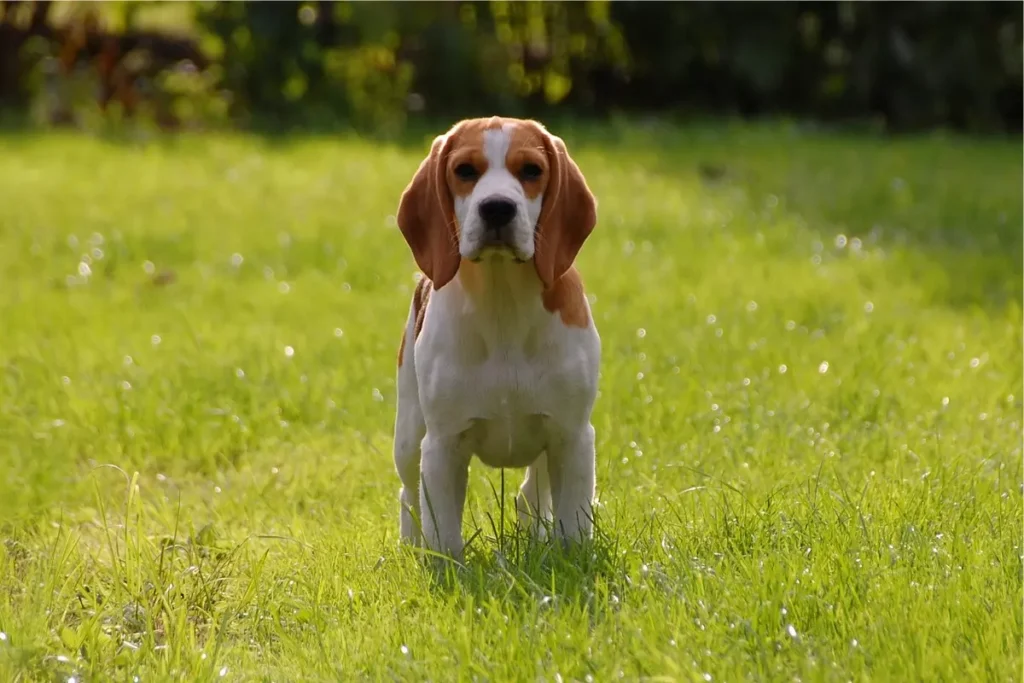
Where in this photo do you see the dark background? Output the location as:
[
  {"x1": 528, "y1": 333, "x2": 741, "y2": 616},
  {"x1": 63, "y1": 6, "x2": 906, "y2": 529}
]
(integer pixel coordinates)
[{"x1": 0, "y1": 0, "x2": 1021, "y2": 136}]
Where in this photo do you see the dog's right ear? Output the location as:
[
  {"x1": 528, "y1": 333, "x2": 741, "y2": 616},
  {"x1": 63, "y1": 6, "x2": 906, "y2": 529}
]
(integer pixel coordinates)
[
  {"x1": 396, "y1": 133, "x2": 461, "y2": 289},
  {"x1": 533, "y1": 129, "x2": 597, "y2": 290}
]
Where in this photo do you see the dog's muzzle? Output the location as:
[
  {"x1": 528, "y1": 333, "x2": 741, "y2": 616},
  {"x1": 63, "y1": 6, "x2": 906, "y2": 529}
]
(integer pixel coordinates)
[{"x1": 473, "y1": 196, "x2": 525, "y2": 261}]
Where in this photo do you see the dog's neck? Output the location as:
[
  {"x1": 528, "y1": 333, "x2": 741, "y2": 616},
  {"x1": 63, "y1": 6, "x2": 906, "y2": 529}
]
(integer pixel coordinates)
[{"x1": 451, "y1": 257, "x2": 546, "y2": 348}]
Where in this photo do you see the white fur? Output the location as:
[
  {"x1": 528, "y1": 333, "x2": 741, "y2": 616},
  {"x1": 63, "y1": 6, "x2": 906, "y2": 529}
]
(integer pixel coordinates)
[
  {"x1": 456, "y1": 125, "x2": 543, "y2": 263},
  {"x1": 393, "y1": 126, "x2": 600, "y2": 560}
]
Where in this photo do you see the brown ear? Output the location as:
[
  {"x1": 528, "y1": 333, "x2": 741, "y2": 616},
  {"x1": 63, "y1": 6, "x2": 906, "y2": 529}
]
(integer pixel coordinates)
[
  {"x1": 396, "y1": 133, "x2": 460, "y2": 289},
  {"x1": 534, "y1": 132, "x2": 597, "y2": 290}
]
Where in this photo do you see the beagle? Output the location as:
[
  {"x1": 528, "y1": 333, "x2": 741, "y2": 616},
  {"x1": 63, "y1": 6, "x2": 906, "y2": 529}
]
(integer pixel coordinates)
[{"x1": 392, "y1": 116, "x2": 600, "y2": 561}]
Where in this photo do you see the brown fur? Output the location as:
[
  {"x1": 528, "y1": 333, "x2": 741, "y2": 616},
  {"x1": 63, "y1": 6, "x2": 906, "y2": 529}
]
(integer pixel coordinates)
[
  {"x1": 397, "y1": 276, "x2": 432, "y2": 366},
  {"x1": 529, "y1": 122, "x2": 598, "y2": 292},
  {"x1": 541, "y1": 266, "x2": 590, "y2": 328},
  {"x1": 503, "y1": 124, "x2": 550, "y2": 201},
  {"x1": 396, "y1": 135, "x2": 461, "y2": 290},
  {"x1": 455, "y1": 257, "x2": 485, "y2": 298}
]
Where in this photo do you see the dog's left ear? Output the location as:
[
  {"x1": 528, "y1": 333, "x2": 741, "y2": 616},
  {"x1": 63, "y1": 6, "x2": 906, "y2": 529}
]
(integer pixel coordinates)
[
  {"x1": 396, "y1": 132, "x2": 461, "y2": 289},
  {"x1": 533, "y1": 130, "x2": 597, "y2": 290}
]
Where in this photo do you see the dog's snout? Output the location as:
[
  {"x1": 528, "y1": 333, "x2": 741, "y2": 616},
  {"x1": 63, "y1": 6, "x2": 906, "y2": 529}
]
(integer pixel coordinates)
[{"x1": 478, "y1": 197, "x2": 517, "y2": 229}]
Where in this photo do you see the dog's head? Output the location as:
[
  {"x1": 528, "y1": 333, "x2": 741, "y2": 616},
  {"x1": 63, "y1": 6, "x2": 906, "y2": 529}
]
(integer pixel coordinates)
[{"x1": 396, "y1": 117, "x2": 597, "y2": 290}]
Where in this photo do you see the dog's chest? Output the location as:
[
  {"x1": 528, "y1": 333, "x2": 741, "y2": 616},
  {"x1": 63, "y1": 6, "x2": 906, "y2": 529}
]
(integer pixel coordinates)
[
  {"x1": 428, "y1": 350, "x2": 557, "y2": 466},
  {"x1": 464, "y1": 413, "x2": 548, "y2": 469},
  {"x1": 458, "y1": 355, "x2": 554, "y2": 467}
]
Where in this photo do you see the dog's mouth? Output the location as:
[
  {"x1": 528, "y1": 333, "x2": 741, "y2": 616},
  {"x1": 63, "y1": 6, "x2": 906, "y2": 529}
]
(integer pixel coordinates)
[{"x1": 469, "y1": 243, "x2": 528, "y2": 264}]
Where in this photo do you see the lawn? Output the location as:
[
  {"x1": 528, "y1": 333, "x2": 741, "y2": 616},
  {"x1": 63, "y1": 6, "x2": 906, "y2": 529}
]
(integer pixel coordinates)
[{"x1": 0, "y1": 121, "x2": 1020, "y2": 682}]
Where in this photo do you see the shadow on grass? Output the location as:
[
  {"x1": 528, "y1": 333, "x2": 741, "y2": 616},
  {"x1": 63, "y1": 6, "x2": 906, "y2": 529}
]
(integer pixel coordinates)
[
  {"x1": 411, "y1": 536, "x2": 640, "y2": 630},
  {"x1": 1, "y1": 113, "x2": 1019, "y2": 312},
  {"x1": 622, "y1": 120, "x2": 1024, "y2": 313},
  {"x1": 411, "y1": 479, "x2": 651, "y2": 612}
]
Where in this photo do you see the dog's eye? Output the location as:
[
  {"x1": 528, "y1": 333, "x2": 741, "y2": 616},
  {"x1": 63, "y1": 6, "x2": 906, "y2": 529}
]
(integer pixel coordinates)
[
  {"x1": 519, "y1": 163, "x2": 543, "y2": 181},
  {"x1": 454, "y1": 163, "x2": 479, "y2": 181}
]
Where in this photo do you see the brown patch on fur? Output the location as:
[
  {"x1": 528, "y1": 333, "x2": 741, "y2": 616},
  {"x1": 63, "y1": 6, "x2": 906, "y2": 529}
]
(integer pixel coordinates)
[
  {"x1": 445, "y1": 118, "x2": 509, "y2": 197},
  {"x1": 396, "y1": 135, "x2": 460, "y2": 289},
  {"x1": 530, "y1": 123, "x2": 598, "y2": 291},
  {"x1": 398, "y1": 277, "x2": 433, "y2": 366},
  {"x1": 456, "y1": 258, "x2": 486, "y2": 297},
  {"x1": 414, "y1": 277, "x2": 431, "y2": 337},
  {"x1": 504, "y1": 124, "x2": 551, "y2": 201},
  {"x1": 541, "y1": 266, "x2": 589, "y2": 328}
]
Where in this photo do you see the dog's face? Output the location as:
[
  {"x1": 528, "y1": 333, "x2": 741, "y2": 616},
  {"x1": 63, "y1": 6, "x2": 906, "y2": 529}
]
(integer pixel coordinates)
[
  {"x1": 396, "y1": 117, "x2": 596, "y2": 290},
  {"x1": 450, "y1": 121, "x2": 548, "y2": 264}
]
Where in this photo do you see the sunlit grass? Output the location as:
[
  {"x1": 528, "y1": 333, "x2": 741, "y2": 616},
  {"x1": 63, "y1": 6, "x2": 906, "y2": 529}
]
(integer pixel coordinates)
[{"x1": 0, "y1": 121, "x2": 1020, "y2": 681}]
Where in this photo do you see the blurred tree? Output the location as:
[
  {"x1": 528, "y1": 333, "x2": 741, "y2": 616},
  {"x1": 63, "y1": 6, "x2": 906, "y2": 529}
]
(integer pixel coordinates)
[
  {"x1": 0, "y1": 0, "x2": 53, "y2": 108},
  {"x1": 1, "y1": 0, "x2": 1020, "y2": 134}
]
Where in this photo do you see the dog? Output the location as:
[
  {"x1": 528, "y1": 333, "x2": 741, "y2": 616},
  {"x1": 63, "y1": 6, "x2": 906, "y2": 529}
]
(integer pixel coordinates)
[{"x1": 392, "y1": 116, "x2": 600, "y2": 560}]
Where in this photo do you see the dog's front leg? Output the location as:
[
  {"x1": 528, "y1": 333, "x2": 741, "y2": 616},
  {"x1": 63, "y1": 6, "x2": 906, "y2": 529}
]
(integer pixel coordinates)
[
  {"x1": 548, "y1": 423, "x2": 597, "y2": 544},
  {"x1": 394, "y1": 390, "x2": 426, "y2": 545},
  {"x1": 419, "y1": 432, "x2": 470, "y2": 560}
]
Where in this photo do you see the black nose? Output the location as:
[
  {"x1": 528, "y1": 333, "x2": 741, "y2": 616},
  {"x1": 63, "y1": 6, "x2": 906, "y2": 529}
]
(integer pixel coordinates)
[{"x1": 478, "y1": 197, "x2": 517, "y2": 229}]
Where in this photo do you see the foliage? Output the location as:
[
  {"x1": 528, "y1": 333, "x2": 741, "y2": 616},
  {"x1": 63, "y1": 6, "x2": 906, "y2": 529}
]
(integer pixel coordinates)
[
  {"x1": 0, "y1": 123, "x2": 1020, "y2": 680},
  {"x1": 608, "y1": 1, "x2": 1024, "y2": 132},
  {"x1": 154, "y1": 0, "x2": 1024, "y2": 132},
  {"x1": 190, "y1": 1, "x2": 629, "y2": 133},
  {"x1": 2, "y1": 1, "x2": 1020, "y2": 133}
]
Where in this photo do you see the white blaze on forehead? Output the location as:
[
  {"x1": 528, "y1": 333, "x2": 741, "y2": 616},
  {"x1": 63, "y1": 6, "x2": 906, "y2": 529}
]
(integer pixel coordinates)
[
  {"x1": 473, "y1": 124, "x2": 520, "y2": 200},
  {"x1": 482, "y1": 125, "x2": 515, "y2": 171}
]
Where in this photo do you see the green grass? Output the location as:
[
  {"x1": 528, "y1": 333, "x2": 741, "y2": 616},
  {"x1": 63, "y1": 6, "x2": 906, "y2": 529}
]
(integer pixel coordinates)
[{"x1": 0, "y1": 121, "x2": 1020, "y2": 682}]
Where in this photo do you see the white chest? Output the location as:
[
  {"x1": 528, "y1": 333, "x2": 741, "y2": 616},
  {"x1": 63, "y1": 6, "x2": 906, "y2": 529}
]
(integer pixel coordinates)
[
  {"x1": 411, "y1": 275, "x2": 600, "y2": 470},
  {"x1": 422, "y1": 353, "x2": 559, "y2": 468}
]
